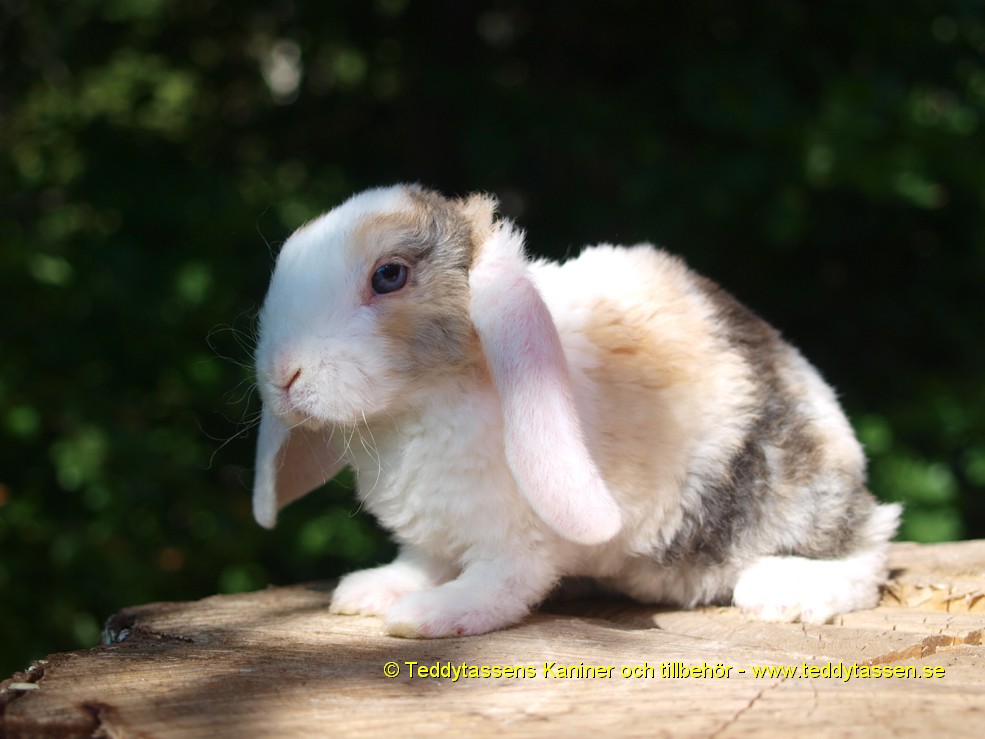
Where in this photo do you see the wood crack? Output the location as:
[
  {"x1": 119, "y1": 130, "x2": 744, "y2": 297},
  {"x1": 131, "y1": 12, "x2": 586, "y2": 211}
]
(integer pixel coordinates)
[
  {"x1": 708, "y1": 679, "x2": 782, "y2": 738},
  {"x1": 80, "y1": 700, "x2": 147, "y2": 739},
  {"x1": 863, "y1": 628, "x2": 983, "y2": 666},
  {"x1": 0, "y1": 662, "x2": 46, "y2": 718},
  {"x1": 101, "y1": 610, "x2": 196, "y2": 647},
  {"x1": 2, "y1": 541, "x2": 982, "y2": 737}
]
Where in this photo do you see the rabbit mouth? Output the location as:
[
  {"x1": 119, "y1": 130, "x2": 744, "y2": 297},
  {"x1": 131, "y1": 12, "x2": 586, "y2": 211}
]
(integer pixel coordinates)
[
  {"x1": 274, "y1": 398, "x2": 377, "y2": 433},
  {"x1": 277, "y1": 408, "x2": 321, "y2": 430}
]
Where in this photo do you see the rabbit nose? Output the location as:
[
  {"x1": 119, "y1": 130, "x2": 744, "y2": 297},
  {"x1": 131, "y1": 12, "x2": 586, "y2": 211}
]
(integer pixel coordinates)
[{"x1": 283, "y1": 368, "x2": 302, "y2": 391}]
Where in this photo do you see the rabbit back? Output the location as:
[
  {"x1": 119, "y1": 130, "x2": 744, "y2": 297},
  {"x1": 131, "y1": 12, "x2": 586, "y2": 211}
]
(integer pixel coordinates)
[{"x1": 530, "y1": 244, "x2": 882, "y2": 575}]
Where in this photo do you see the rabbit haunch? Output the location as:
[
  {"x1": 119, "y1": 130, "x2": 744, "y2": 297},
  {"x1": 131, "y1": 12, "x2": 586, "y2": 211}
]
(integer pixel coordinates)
[{"x1": 252, "y1": 184, "x2": 900, "y2": 637}]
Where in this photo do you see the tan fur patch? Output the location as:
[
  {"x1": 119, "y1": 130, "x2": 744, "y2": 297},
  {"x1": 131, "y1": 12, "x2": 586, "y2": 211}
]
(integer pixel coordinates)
[
  {"x1": 581, "y1": 297, "x2": 696, "y2": 500},
  {"x1": 581, "y1": 252, "x2": 729, "y2": 401},
  {"x1": 456, "y1": 193, "x2": 497, "y2": 250},
  {"x1": 574, "y1": 250, "x2": 756, "y2": 530},
  {"x1": 585, "y1": 300, "x2": 698, "y2": 392},
  {"x1": 352, "y1": 188, "x2": 489, "y2": 384}
]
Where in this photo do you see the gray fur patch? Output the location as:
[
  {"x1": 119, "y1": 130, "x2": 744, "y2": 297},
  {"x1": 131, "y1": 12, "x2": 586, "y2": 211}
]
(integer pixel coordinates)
[{"x1": 659, "y1": 277, "x2": 875, "y2": 567}]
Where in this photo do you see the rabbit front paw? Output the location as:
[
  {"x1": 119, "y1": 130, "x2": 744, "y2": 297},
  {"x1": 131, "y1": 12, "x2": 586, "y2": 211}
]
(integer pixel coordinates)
[
  {"x1": 384, "y1": 587, "x2": 517, "y2": 638},
  {"x1": 330, "y1": 564, "x2": 430, "y2": 617}
]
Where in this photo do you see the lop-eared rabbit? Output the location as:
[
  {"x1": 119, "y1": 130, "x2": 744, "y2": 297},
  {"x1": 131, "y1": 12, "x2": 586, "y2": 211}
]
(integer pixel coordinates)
[{"x1": 252, "y1": 185, "x2": 900, "y2": 637}]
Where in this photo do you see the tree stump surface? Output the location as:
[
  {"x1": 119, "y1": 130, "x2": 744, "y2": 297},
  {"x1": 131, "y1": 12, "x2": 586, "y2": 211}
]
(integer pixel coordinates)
[{"x1": 2, "y1": 540, "x2": 984, "y2": 738}]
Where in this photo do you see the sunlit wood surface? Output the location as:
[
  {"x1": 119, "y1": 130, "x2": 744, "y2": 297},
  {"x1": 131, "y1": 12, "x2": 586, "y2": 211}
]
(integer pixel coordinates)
[{"x1": 2, "y1": 541, "x2": 983, "y2": 738}]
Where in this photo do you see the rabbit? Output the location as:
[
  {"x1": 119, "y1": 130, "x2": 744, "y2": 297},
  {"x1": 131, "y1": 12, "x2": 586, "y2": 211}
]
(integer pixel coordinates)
[{"x1": 252, "y1": 183, "x2": 901, "y2": 638}]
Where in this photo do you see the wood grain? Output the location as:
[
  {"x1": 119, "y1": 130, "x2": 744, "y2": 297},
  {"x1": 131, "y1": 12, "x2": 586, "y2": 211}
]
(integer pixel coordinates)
[{"x1": 2, "y1": 541, "x2": 984, "y2": 738}]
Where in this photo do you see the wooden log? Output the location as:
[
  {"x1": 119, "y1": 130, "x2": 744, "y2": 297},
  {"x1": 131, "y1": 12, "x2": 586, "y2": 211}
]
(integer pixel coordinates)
[{"x1": 2, "y1": 541, "x2": 984, "y2": 738}]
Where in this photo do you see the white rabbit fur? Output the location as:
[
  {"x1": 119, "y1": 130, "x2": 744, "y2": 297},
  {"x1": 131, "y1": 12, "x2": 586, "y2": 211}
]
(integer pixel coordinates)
[{"x1": 253, "y1": 184, "x2": 901, "y2": 637}]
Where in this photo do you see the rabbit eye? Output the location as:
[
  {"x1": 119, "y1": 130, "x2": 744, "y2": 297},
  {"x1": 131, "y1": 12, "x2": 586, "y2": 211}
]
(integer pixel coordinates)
[{"x1": 372, "y1": 263, "x2": 408, "y2": 294}]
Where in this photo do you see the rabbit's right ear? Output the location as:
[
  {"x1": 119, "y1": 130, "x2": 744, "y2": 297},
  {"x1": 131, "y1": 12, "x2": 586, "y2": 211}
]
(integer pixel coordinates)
[
  {"x1": 253, "y1": 407, "x2": 346, "y2": 529},
  {"x1": 468, "y1": 223, "x2": 623, "y2": 546}
]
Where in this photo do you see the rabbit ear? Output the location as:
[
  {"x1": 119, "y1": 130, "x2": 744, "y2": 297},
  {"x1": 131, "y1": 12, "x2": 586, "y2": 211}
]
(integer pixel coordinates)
[
  {"x1": 468, "y1": 225, "x2": 623, "y2": 545},
  {"x1": 253, "y1": 407, "x2": 346, "y2": 529}
]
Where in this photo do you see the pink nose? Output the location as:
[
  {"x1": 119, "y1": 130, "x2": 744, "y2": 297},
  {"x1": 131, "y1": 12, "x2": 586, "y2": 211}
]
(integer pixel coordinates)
[{"x1": 284, "y1": 368, "x2": 302, "y2": 391}]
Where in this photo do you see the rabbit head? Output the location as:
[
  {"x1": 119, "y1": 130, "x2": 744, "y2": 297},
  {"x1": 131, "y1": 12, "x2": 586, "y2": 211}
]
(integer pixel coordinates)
[{"x1": 252, "y1": 184, "x2": 622, "y2": 544}]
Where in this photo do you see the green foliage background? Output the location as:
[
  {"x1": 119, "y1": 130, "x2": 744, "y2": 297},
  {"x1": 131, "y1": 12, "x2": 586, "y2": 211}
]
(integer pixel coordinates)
[{"x1": 2, "y1": 0, "x2": 984, "y2": 676}]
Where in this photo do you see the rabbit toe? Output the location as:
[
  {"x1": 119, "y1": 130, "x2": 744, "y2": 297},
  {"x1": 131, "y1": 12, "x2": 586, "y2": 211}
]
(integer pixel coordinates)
[
  {"x1": 384, "y1": 591, "x2": 493, "y2": 638},
  {"x1": 330, "y1": 567, "x2": 423, "y2": 617}
]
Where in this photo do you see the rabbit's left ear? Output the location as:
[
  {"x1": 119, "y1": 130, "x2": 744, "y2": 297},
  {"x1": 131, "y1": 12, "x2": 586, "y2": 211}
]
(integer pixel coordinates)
[
  {"x1": 253, "y1": 407, "x2": 346, "y2": 528},
  {"x1": 468, "y1": 223, "x2": 622, "y2": 545}
]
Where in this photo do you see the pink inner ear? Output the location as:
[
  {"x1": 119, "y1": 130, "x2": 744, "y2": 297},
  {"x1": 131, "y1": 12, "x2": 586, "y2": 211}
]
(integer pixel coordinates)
[
  {"x1": 253, "y1": 410, "x2": 345, "y2": 529},
  {"x1": 470, "y1": 241, "x2": 622, "y2": 545}
]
